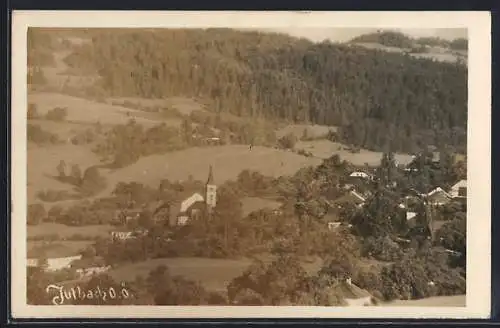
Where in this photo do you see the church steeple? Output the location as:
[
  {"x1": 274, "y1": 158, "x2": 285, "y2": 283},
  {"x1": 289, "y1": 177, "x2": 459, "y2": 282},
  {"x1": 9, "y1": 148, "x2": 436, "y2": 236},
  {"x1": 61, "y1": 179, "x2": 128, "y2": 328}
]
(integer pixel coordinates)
[
  {"x1": 207, "y1": 165, "x2": 214, "y2": 185},
  {"x1": 205, "y1": 165, "x2": 217, "y2": 209}
]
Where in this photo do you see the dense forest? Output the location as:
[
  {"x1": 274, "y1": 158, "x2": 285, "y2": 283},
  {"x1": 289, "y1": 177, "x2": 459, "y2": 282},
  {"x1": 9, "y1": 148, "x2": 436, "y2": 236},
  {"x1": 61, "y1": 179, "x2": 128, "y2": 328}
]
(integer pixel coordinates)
[{"x1": 31, "y1": 28, "x2": 468, "y2": 153}]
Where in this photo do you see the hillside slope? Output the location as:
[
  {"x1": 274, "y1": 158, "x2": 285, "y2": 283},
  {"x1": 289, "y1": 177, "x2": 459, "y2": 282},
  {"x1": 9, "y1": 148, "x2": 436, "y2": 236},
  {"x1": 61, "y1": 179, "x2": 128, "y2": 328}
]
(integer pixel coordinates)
[{"x1": 36, "y1": 28, "x2": 468, "y2": 154}]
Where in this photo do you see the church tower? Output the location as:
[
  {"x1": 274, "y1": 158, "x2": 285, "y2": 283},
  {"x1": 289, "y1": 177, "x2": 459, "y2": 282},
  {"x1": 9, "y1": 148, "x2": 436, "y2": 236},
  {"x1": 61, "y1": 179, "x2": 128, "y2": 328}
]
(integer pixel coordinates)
[{"x1": 205, "y1": 165, "x2": 217, "y2": 211}]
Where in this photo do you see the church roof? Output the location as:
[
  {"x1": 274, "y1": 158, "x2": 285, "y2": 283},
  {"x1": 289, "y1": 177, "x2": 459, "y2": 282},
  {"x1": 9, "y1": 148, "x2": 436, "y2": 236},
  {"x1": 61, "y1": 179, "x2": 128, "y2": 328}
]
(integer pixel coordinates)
[{"x1": 180, "y1": 193, "x2": 205, "y2": 213}]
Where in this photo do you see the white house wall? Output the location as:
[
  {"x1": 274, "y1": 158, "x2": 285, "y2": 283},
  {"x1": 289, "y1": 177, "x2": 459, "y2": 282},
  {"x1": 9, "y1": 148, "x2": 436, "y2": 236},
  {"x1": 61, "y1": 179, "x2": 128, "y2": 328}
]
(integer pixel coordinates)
[{"x1": 46, "y1": 255, "x2": 82, "y2": 271}]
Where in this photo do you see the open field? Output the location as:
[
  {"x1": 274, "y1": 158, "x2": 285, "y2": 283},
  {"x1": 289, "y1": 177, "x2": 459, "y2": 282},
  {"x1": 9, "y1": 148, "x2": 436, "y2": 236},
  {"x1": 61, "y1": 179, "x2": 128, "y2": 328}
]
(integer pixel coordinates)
[
  {"x1": 294, "y1": 139, "x2": 414, "y2": 167},
  {"x1": 27, "y1": 223, "x2": 114, "y2": 240},
  {"x1": 106, "y1": 96, "x2": 207, "y2": 116},
  {"x1": 27, "y1": 141, "x2": 321, "y2": 206},
  {"x1": 108, "y1": 256, "x2": 323, "y2": 292},
  {"x1": 241, "y1": 197, "x2": 282, "y2": 217},
  {"x1": 27, "y1": 143, "x2": 101, "y2": 204},
  {"x1": 28, "y1": 92, "x2": 177, "y2": 126},
  {"x1": 27, "y1": 240, "x2": 94, "y2": 258},
  {"x1": 28, "y1": 119, "x2": 101, "y2": 142},
  {"x1": 383, "y1": 295, "x2": 466, "y2": 307},
  {"x1": 98, "y1": 145, "x2": 323, "y2": 196}
]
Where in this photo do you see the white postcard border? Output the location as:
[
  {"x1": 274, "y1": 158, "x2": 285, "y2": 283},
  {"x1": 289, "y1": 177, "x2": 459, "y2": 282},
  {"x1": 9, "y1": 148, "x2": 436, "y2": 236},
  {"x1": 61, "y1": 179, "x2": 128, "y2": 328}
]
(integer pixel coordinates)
[{"x1": 11, "y1": 10, "x2": 491, "y2": 319}]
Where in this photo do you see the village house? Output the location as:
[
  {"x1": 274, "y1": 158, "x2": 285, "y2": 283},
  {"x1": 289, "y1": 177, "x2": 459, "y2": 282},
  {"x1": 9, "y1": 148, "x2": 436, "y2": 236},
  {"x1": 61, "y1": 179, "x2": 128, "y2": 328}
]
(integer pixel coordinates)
[
  {"x1": 110, "y1": 230, "x2": 134, "y2": 241},
  {"x1": 426, "y1": 187, "x2": 452, "y2": 206},
  {"x1": 349, "y1": 171, "x2": 372, "y2": 180},
  {"x1": 27, "y1": 246, "x2": 83, "y2": 272},
  {"x1": 327, "y1": 222, "x2": 342, "y2": 231},
  {"x1": 70, "y1": 256, "x2": 111, "y2": 278},
  {"x1": 404, "y1": 150, "x2": 440, "y2": 171},
  {"x1": 449, "y1": 179, "x2": 467, "y2": 199},
  {"x1": 327, "y1": 278, "x2": 374, "y2": 306}
]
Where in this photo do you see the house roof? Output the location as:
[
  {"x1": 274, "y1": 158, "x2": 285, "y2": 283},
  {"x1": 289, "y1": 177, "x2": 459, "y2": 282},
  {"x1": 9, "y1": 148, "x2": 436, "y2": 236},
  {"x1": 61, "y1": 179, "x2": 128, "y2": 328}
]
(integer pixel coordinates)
[
  {"x1": 452, "y1": 180, "x2": 467, "y2": 189},
  {"x1": 350, "y1": 190, "x2": 366, "y2": 203},
  {"x1": 406, "y1": 211, "x2": 417, "y2": 221},
  {"x1": 427, "y1": 187, "x2": 451, "y2": 198},
  {"x1": 332, "y1": 190, "x2": 366, "y2": 206},
  {"x1": 349, "y1": 171, "x2": 371, "y2": 178},
  {"x1": 180, "y1": 193, "x2": 205, "y2": 213}
]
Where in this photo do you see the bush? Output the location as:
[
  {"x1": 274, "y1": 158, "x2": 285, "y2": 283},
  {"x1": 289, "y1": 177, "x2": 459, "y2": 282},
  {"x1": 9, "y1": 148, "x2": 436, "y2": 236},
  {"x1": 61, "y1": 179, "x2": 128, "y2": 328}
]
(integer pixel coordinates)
[
  {"x1": 27, "y1": 103, "x2": 39, "y2": 120},
  {"x1": 80, "y1": 166, "x2": 106, "y2": 196},
  {"x1": 45, "y1": 107, "x2": 68, "y2": 121},
  {"x1": 37, "y1": 190, "x2": 75, "y2": 202},
  {"x1": 71, "y1": 129, "x2": 95, "y2": 145},
  {"x1": 27, "y1": 124, "x2": 60, "y2": 145},
  {"x1": 47, "y1": 205, "x2": 63, "y2": 222},
  {"x1": 27, "y1": 204, "x2": 46, "y2": 225},
  {"x1": 278, "y1": 133, "x2": 297, "y2": 149},
  {"x1": 362, "y1": 236, "x2": 403, "y2": 261},
  {"x1": 28, "y1": 67, "x2": 47, "y2": 86},
  {"x1": 297, "y1": 149, "x2": 313, "y2": 157}
]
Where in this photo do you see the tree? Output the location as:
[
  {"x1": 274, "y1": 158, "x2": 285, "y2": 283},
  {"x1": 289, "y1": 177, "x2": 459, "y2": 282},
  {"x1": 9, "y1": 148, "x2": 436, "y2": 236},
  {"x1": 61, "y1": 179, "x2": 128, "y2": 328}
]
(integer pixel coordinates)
[
  {"x1": 213, "y1": 185, "x2": 243, "y2": 254},
  {"x1": 435, "y1": 215, "x2": 466, "y2": 268},
  {"x1": 278, "y1": 133, "x2": 297, "y2": 149},
  {"x1": 227, "y1": 255, "x2": 310, "y2": 305},
  {"x1": 27, "y1": 267, "x2": 51, "y2": 305},
  {"x1": 56, "y1": 160, "x2": 66, "y2": 178},
  {"x1": 181, "y1": 117, "x2": 193, "y2": 145},
  {"x1": 27, "y1": 103, "x2": 39, "y2": 120},
  {"x1": 378, "y1": 152, "x2": 397, "y2": 187},
  {"x1": 45, "y1": 107, "x2": 68, "y2": 121},
  {"x1": 350, "y1": 189, "x2": 399, "y2": 238},
  {"x1": 71, "y1": 164, "x2": 82, "y2": 186},
  {"x1": 144, "y1": 265, "x2": 209, "y2": 305},
  {"x1": 138, "y1": 209, "x2": 153, "y2": 229},
  {"x1": 80, "y1": 166, "x2": 106, "y2": 195}
]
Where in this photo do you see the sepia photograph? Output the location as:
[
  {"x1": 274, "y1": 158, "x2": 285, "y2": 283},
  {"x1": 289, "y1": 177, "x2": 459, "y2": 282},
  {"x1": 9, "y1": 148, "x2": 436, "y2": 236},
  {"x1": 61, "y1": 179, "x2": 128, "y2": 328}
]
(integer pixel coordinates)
[{"x1": 11, "y1": 11, "x2": 491, "y2": 319}]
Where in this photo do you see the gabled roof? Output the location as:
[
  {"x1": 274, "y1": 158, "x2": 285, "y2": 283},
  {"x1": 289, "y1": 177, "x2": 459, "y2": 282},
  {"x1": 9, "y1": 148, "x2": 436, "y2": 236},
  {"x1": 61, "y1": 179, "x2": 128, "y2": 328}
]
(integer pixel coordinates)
[
  {"x1": 451, "y1": 179, "x2": 467, "y2": 189},
  {"x1": 180, "y1": 193, "x2": 205, "y2": 213},
  {"x1": 349, "y1": 171, "x2": 371, "y2": 178},
  {"x1": 350, "y1": 190, "x2": 366, "y2": 203},
  {"x1": 427, "y1": 187, "x2": 452, "y2": 198},
  {"x1": 332, "y1": 190, "x2": 366, "y2": 206}
]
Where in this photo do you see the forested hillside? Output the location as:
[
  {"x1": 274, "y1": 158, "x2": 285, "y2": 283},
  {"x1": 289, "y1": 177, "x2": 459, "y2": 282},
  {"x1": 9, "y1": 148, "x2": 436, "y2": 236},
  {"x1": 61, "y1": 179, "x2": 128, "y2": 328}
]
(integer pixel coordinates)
[{"x1": 35, "y1": 28, "x2": 467, "y2": 153}]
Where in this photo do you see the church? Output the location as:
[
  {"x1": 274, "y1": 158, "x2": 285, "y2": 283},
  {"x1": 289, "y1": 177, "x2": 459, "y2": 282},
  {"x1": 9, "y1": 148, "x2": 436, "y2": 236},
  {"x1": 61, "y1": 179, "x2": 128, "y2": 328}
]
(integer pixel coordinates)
[{"x1": 152, "y1": 165, "x2": 217, "y2": 226}]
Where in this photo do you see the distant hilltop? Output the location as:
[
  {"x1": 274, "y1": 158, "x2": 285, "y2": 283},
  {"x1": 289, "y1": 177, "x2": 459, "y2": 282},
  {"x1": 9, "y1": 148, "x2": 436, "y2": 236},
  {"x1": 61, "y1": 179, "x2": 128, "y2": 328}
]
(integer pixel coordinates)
[{"x1": 347, "y1": 30, "x2": 467, "y2": 65}]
